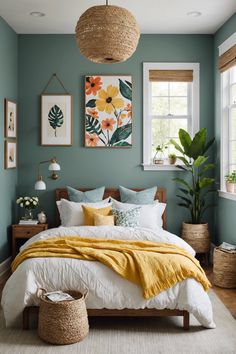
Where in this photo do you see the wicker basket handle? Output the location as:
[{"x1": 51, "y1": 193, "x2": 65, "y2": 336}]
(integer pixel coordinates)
[{"x1": 37, "y1": 288, "x2": 47, "y2": 299}]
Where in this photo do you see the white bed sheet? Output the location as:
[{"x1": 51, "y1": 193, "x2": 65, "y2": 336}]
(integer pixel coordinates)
[{"x1": 1, "y1": 226, "x2": 215, "y2": 328}]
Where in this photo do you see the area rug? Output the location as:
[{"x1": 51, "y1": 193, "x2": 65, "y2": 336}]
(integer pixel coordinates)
[{"x1": 0, "y1": 290, "x2": 235, "y2": 354}]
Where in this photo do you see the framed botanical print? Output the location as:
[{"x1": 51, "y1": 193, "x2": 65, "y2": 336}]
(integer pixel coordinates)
[
  {"x1": 85, "y1": 75, "x2": 132, "y2": 148},
  {"x1": 5, "y1": 99, "x2": 17, "y2": 138},
  {"x1": 41, "y1": 94, "x2": 72, "y2": 146},
  {"x1": 5, "y1": 141, "x2": 17, "y2": 169}
]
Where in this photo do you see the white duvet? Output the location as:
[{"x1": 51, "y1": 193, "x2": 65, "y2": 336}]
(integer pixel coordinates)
[{"x1": 1, "y1": 226, "x2": 215, "y2": 328}]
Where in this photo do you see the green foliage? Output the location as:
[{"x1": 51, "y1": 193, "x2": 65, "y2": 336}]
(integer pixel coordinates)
[
  {"x1": 48, "y1": 105, "x2": 64, "y2": 137},
  {"x1": 85, "y1": 115, "x2": 102, "y2": 136},
  {"x1": 172, "y1": 128, "x2": 215, "y2": 224},
  {"x1": 119, "y1": 79, "x2": 132, "y2": 101},
  {"x1": 225, "y1": 170, "x2": 236, "y2": 183},
  {"x1": 109, "y1": 123, "x2": 132, "y2": 146},
  {"x1": 86, "y1": 99, "x2": 96, "y2": 108}
]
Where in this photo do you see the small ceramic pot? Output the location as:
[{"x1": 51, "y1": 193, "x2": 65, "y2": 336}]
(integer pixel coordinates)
[
  {"x1": 226, "y1": 182, "x2": 236, "y2": 193},
  {"x1": 38, "y1": 211, "x2": 47, "y2": 224}
]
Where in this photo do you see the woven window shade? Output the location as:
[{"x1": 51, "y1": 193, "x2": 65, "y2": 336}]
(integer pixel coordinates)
[
  {"x1": 149, "y1": 70, "x2": 193, "y2": 82},
  {"x1": 219, "y1": 45, "x2": 236, "y2": 73}
]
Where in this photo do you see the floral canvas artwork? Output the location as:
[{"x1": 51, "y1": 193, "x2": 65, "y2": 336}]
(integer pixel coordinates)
[{"x1": 85, "y1": 75, "x2": 132, "y2": 147}]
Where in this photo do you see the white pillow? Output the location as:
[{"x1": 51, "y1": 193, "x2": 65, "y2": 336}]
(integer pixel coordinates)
[
  {"x1": 110, "y1": 198, "x2": 166, "y2": 230},
  {"x1": 57, "y1": 198, "x2": 111, "y2": 227}
]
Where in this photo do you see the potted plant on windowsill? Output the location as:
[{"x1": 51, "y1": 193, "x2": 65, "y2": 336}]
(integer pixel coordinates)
[
  {"x1": 153, "y1": 144, "x2": 168, "y2": 165},
  {"x1": 170, "y1": 128, "x2": 215, "y2": 254},
  {"x1": 225, "y1": 171, "x2": 236, "y2": 193},
  {"x1": 168, "y1": 153, "x2": 177, "y2": 165}
]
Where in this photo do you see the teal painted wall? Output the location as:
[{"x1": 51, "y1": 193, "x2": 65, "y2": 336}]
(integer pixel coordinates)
[
  {"x1": 18, "y1": 34, "x2": 215, "y2": 236},
  {"x1": 214, "y1": 13, "x2": 236, "y2": 245},
  {"x1": 0, "y1": 17, "x2": 18, "y2": 262}
]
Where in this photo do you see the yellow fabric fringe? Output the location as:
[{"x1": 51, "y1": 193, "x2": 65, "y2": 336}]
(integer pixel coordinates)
[{"x1": 11, "y1": 236, "x2": 211, "y2": 299}]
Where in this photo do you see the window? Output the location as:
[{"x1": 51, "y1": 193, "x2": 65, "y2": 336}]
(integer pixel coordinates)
[
  {"x1": 219, "y1": 36, "x2": 236, "y2": 197},
  {"x1": 143, "y1": 63, "x2": 200, "y2": 170}
]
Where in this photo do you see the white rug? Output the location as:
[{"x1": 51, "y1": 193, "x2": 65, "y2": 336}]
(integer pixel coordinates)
[{"x1": 0, "y1": 291, "x2": 235, "y2": 354}]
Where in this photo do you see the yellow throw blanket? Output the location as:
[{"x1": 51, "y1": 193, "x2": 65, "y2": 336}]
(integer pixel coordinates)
[{"x1": 11, "y1": 237, "x2": 211, "y2": 299}]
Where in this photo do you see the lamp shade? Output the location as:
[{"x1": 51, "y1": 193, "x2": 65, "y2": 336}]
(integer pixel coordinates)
[
  {"x1": 75, "y1": 5, "x2": 140, "y2": 64},
  {"x1": 35, "y1": 178, "x2": 46, "y2": 190},
  {"x1": 48, "y1": 161, "x2": 60, "y2": 171}
]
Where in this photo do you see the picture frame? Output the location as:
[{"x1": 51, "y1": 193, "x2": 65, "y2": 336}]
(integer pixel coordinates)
[
  {"x1": 5, "y1": 99, "x2": 17, "y2": 138},
  {"x1": 85, "y1": 75, "x2": 132, "y2": 148},
  {"x1": 5, "y1": 141, "x2": 17, "y2": 169},
  {"x1": 41, "y1": 94, "x2": 73, "y2": 146}
]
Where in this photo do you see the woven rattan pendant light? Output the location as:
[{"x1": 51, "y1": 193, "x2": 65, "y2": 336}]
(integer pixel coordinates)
[{"x1": 75, "y1": 0, "x2": 140, "y2": 64}]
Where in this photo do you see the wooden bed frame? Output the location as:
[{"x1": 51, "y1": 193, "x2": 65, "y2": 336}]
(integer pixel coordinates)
[{"x1": 23, "y1": 187, "x2": 189, "y2": 330}]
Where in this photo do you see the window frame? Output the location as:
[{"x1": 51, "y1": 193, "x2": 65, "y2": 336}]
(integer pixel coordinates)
[{"x1": 143, "y1": 62, "x2": 200, "y2": 171}]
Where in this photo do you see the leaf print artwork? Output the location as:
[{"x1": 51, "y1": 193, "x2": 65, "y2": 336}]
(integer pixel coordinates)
[
  {"x1": 48, "y1": 105, "x2": 64, "y2": 137},
  {"x1": 85, "y1": 76, "x2": 132, "y2": 148}
]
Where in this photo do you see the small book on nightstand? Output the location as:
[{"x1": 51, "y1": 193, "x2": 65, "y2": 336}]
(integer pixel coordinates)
[{"x1": 19, "y1": 220, "x2": 39, "y2": 225}]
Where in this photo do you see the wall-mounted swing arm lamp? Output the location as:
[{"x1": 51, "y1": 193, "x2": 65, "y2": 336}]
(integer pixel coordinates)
[{"x1": 34, "y1": 157, "x2": 61, "y2": 190}]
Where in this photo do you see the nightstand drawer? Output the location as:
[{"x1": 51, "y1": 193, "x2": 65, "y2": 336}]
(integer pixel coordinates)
[{"x1": 13, "y1": 226, "x2": 46, "y2": 238}]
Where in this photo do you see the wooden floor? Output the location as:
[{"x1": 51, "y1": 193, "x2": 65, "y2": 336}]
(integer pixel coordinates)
[{"x1": 0, "y1": 268, "x2": 236, "y2": 319}]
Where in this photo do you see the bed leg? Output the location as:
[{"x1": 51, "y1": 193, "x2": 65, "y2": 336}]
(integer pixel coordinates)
[
  {"x1": 183, "y1": 311, "x2": 189, "y2": 330},
  {"x1": 23, "y1": 308, "x2": 29, "y2": 330}
]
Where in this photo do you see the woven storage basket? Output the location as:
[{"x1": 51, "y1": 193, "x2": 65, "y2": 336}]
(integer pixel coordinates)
[
  {"x1": 182, "y1": 222, "x2": 210, "y2": 253},
  {"x1": 213, "y1": 248, "x2": 236, "y2": 288},
  {"x1": 38, "y1": 290, "x2": 89, "y2": 345}
]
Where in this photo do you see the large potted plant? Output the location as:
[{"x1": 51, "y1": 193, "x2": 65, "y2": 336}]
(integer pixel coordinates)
[{"x1": 170, "y1": 128, "x2": 215, "y2": 254}]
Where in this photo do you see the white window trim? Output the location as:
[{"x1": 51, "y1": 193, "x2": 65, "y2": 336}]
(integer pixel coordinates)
[
  {"x1": 218, "y1": 33, "x2": 236, "y2": 200},
  {"x1": 142, "y1": 62, "x2": 200, "y2": 171}
]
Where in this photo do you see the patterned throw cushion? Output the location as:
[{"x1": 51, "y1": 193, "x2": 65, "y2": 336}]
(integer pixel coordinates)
[
  {"x1": 112, "y1": 207, "x2": 141, "y2": 227},
  {"x1": 94, "y1": 214, "x2": 115, "y2": 226},
  {"x1": 82, "y1": 205, "x2": 112, "y2": 226},
  {"x1": 67, "y1": 186, "x2": 105, "y2": 203},
  {"x1": 119, "y1": 186, "x2": 157, "y2": 204}
]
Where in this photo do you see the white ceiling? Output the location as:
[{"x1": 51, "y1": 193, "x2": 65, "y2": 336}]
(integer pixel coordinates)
[{"x1": 0, "y1": 0, "x2": 235, "y2": 34}]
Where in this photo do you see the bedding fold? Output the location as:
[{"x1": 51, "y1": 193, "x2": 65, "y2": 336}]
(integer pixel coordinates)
[{"x1": 11, "y1": 236, "x2": 210, "y2": 299}]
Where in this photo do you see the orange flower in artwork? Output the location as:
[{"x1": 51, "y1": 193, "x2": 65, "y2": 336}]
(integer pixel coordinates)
[
  {"x1": 85, "y1": 133, "x2": 99, "y2": 147},
  {"x1": 125, "y1": 103, "x2": 132, "y2": 118},
  {"x1": 118, "y1": 117, "x2": 123, "y2": 126},
  {"x1": 101, "y1": 118, "x2": 116, "y2": 131},
  {"x1": 87, "y1": 108, "x2": 99, "y2": 119},
  {"x1": 85, "y1": 76, "x2": 102, "y2": 96}
]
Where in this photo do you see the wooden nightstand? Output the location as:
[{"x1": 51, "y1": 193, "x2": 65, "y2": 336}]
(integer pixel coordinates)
[{"x1": 12, "y1": 224, "x2": 48, "y2": 258}]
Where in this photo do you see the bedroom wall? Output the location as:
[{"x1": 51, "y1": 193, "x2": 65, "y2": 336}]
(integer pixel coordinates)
[
  {"x1": 17, "y1": 33, "x2": 215, "y2": 236},
  {"x1": 0, "y1": 17, "x2": 18, "y2": 263},
  {"x1": 214, "y1": 13, "x2": 236, "y2": 245}
]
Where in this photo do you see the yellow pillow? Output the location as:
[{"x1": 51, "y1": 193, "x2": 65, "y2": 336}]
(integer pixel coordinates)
[
  {"x1": 94, "y1": 213, "x2": 115, "y2": 226},
  {"x1": 82, "y1": 205, "x2": 112, "y2": 226}
]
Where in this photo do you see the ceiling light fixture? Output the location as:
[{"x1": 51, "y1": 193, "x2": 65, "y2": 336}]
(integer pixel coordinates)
[
  {"x1": 30, "y1": 11, "x2": 45, "y2": 17},
  {"x1": 75, "y1": 0, "x2": 140, "y2": 64},
  {"x1": 187, "y1": 11, "x2": 202, "y2": 17}
]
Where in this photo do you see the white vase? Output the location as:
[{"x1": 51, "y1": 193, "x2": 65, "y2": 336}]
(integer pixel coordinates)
[{"x1": 38, "y1": 211, "x2": 47, "y2": 224}]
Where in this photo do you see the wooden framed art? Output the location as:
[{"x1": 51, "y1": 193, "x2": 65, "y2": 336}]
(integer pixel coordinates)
[
  {"x1": 41, "y1": 94, "x2": 72, "y2": 146},
  {"x1": 5, "y1": 99, "x2": 17, "y2": 138},
  {"x1": 85, "y1": 75, "x2": 132, "y2": 148},
  {"x1": 5, "y1": 141, "x2": 17, "y2": 169}
]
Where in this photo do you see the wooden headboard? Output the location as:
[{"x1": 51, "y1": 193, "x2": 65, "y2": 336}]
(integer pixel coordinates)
[{"x1": 55, "y1": 188, "x2": 167, "y2": 229}]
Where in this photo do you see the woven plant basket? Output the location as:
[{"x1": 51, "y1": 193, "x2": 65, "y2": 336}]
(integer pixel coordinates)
[
  {"x1": 213, "y1": 248, "x2": 236, "y2": 288},
  {"x1": 38, "y1": 290, "x2": 89, "y2": 345},
  {"x1": 75, "y1": 5, "x2": 140, "y2": 63},
  {"x1": 182, "y1": 222, "x2": 210, "y2": 253}
]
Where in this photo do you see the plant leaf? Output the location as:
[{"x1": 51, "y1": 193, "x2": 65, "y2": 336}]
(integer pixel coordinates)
[
  {"x1": 178, "y1": 129, "x2": 192, "y2": 154},
  {"x1": 188, "y1": 128, "x2": 207, "y2": 159},
  {"x1": 178, "y1": 188, "x2": 189, "y2": 195},
  {"x1": 199, "y1": 163, "x2": 215, "y2": 175},
  {"x1": 86, "y1": 99, "x2": 96, "y2": 108},
  {"x1": 169, "y1": 139, "x2": 185, "y2": 155},
  {"x1": 176, "y1": 156, "x2": 190, "y2": 166},
  {"x1": 202, "y1": 137, "x2": 215, "y2": 154},
  {"x1": 109, "y1": 123, "x2": 132, "y2": 145},
  {"x1": 199, "y1": 177, "x2": 215, "y2": 189},
  {"x1": 85, "y1": 115, "x2": 102, "y2": 136},
  {"x1": 193, "y1": 155, "x2": 208, "y2": 167},
  {"x1": 177, "y1": 203, "x2": 190, "y2": 209},
  {"x1": 173, "y1": 178, "x2": 192, "y2": 190},
  {"x1": 176, "y1": 195, "x2": 192, "y2": 205},
  {"x1": 125, "y1": 80, "x2": 132, "y2": 88},
  {"x1": 113, "y1": 141, "x2": 132, "y2": 147},
  {"x1": 48, "y1": 105, "x2": 64, "y2": 137},
  {"x1": 119, "y1": 79, "x2": 132, "y2": 101}
]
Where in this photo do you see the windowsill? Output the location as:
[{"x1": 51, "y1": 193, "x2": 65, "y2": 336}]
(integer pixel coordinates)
[
  {"x1": 218, "y1": 190, "x2": 236, "y2": 201},
  {"x1": 142, "y1": 163, "x2": 184, "y2": 171}
]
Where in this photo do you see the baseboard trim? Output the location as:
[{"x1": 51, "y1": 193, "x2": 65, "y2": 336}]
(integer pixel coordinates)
[{"x1": 0, "y1": 257, "x2": 11, "y2": 281}]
